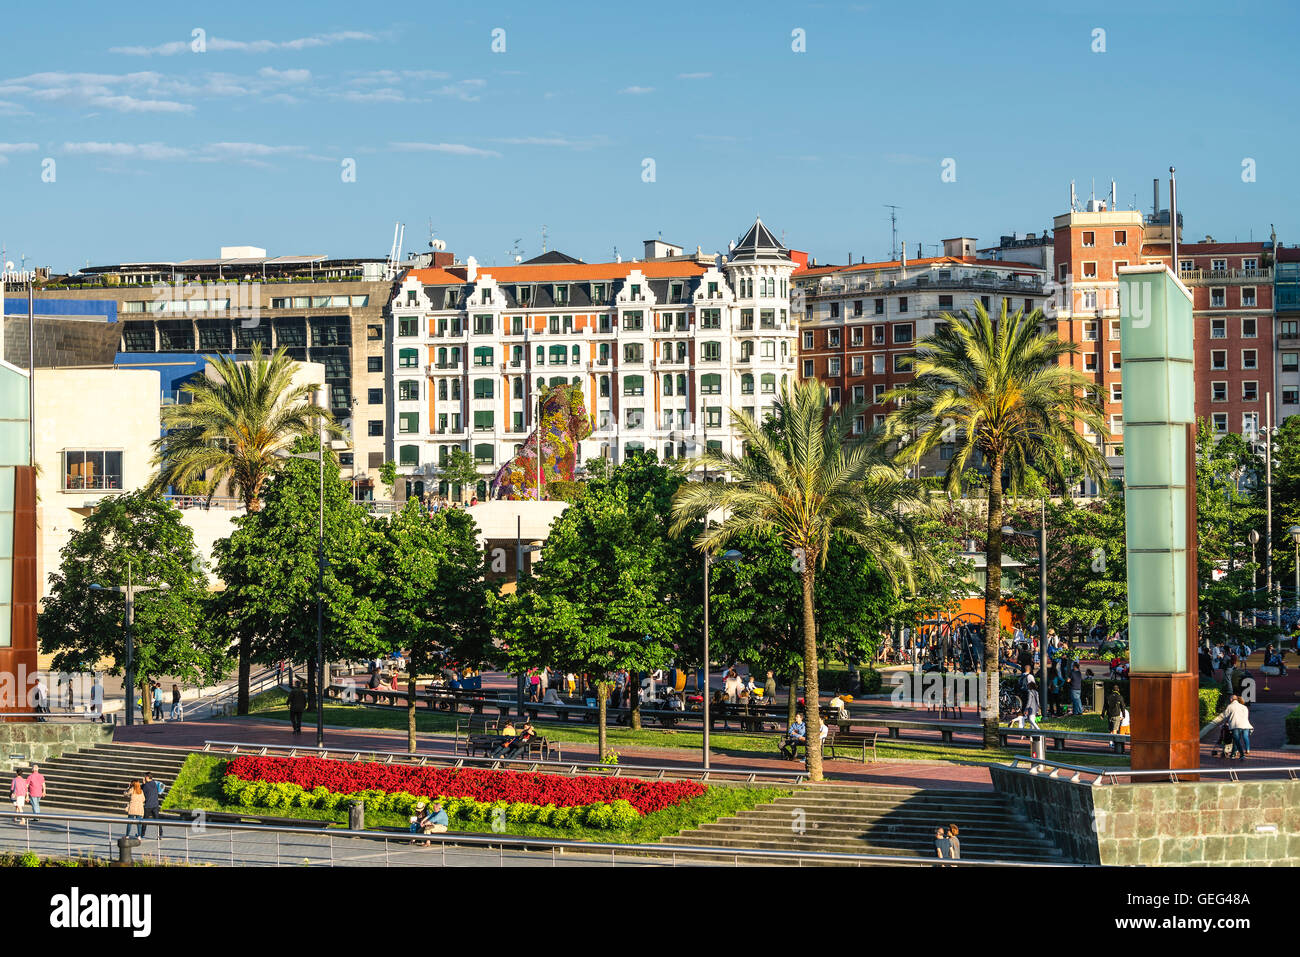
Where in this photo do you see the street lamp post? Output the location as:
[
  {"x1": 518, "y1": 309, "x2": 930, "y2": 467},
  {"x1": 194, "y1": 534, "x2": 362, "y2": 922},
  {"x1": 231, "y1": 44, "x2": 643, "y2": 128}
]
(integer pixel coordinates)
[
  {"x1": 702, "y1": 548, "x2": 743, "y2": 769},
  {"x1": 89, "y1": 561, "x2": 169, "y2": 727},
  {"x1": 1003, "y1": 499, "x2": 1048, "y2": 717},
  {"x1": 1290, "y1": 526, "x2": 1300, "y2": 619},
  {"x1": 515, "y1": 515, "x2": 543, "y2": 716},
  {"x1": 1248, "y1": 529, "x2": 1261, "y2": 628}
]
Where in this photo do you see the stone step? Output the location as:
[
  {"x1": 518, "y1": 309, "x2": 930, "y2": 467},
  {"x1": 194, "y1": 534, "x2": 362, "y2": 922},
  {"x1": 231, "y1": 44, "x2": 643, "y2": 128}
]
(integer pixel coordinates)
[
  {"x1": 699, "y1": 818, "x2": 1042, "y2": 841},
  {"x1": 661, "y1": 833, "x2": 1055, "y2": 861}
]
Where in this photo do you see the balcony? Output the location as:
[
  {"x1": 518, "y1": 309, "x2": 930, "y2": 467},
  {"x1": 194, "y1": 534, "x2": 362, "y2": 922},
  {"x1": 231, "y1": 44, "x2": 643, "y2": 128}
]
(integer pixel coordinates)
[{"x1": 1179, "y1": 268, "x2": 1271, "y2": 283}]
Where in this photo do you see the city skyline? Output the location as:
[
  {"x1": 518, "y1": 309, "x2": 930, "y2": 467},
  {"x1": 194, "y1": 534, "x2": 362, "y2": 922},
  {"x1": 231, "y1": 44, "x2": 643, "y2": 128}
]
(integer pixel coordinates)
[{"x1": 2, "y1": 0, "x2": 1298, "y2": 273}]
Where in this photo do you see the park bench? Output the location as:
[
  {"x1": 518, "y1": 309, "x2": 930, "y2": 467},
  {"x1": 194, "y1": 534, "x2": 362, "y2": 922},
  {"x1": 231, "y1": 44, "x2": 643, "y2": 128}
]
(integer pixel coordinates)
[
  {"x1": 996, "y1": 726, "x2": 1129, "y2": 754},
  {"x1": 169, "y1": 809, "x2": 334, "y2": 830},
  {"x1": 463, "y1": 732, "x2": 556, "y2": 760}
]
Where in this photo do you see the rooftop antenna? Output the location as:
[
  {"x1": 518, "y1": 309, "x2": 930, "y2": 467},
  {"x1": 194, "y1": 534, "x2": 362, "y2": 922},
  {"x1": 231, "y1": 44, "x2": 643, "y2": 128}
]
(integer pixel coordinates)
[
  {"x1": 427, "y1": 218, "x2": 437, "y2": 249},
  {"x1": 884, "y1": 204, "x2": 900, "y2": 260},
  {"x1": 541, "y1": 224, "x2": 547, "y2": 254},
  {"x1": 386, "y1": 222, "x2": 404, "y2": 278},
  {"x1": 1070, "y1": 180, "x2": 1078, "y2": 212}
]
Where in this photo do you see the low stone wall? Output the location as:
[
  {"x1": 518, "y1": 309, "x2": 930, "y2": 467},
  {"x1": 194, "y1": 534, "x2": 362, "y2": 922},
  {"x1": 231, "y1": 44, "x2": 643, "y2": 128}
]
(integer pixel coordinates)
[
  {"x1": 0, "y1": 722, "x2": 113, "y2": 771},
  {"x1": 991, "y1": 765, "x2": 1300, "y2": 865}
]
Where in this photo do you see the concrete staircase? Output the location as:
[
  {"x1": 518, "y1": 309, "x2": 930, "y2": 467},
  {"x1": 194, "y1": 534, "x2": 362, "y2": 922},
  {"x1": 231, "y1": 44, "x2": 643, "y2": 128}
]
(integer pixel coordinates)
[
  {"x1": 19, "y1": 743, "x2": 193, "y2": 815},
  {"x1": 663, "y1": 784, "x2": 1069, "y2": 864}
]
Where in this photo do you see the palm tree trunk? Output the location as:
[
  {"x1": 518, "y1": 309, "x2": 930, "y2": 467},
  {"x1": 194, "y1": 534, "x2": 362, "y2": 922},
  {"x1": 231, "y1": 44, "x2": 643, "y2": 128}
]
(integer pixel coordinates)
[
  {"x1": 407, "y1": 675, "x2": 418, "y2": 753},
  {"x1": 982, "y1": 455, "x2": 1005, "y2": 748},
  {"x1": 801, "y1": 565, "x2": 823, "y2": 782},
  {"x1": 596, "y1": 680, "x2": 611, "y2": 760}
]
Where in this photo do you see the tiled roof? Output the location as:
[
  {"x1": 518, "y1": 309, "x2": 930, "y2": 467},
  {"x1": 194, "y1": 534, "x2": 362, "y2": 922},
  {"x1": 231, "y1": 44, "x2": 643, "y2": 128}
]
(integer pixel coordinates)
[
  {"x1": 792, "y1": 256, "x2": 1030, "y2": 278},
  {"x1": 409, "y1": 259, "x2": 707, "y2": 286}
]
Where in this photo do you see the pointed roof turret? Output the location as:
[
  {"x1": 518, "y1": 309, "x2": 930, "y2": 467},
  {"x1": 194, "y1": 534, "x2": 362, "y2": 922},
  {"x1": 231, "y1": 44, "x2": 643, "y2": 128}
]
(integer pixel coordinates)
[{"x1": 729, "y1": 217, "x2": 790, "y2": 263}]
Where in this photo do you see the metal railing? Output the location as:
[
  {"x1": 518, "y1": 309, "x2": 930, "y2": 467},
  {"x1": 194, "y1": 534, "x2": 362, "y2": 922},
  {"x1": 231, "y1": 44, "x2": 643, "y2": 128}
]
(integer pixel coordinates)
[
  {"x1": 185, "y1": 667, "x2": 282, "y2": 721},
  {"x1": 200, "y1": 739, "x2": 809, "y2": 784},
  {"x1": 0, "y1": 711, "x2": 116, "y2": 724},
  {"x1": 1005, "y1": 756, "x2": 1300, "y2": 786},
  {"x1": 0, "y1": 811, "x2": 1056, "y2": 867}
]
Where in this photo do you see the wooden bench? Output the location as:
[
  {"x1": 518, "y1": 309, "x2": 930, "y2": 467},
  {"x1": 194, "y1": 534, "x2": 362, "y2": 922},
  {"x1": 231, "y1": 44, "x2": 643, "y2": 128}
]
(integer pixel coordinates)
[
  {"x1": 463, "y1": 733, "x2": 556, "y2": 760},
  {"x1": 996, "y1": 726, "x2": 1129, "y2": 754}
]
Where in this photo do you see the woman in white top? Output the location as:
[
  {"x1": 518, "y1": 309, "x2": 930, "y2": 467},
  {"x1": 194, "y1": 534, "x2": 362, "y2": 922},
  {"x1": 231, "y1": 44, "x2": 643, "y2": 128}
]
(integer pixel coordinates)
[{"x1": 1222, "y1": 694, "x2": 1253, "y2": 761}]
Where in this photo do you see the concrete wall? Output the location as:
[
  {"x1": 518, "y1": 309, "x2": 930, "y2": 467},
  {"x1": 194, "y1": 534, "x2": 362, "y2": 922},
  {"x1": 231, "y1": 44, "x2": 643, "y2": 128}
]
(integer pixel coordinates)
[{"x1": 991, "y1": 765, "x2": 1300, "y2": 865}]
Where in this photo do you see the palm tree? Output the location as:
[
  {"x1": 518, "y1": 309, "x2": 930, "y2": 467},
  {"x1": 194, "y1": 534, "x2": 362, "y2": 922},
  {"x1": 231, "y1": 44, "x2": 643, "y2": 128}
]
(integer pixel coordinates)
[
  {"x1": 148, "y1": 344, "x2": 337, "y2": 713},
  {"x1": 670, "y1": 379, "x2": 932, "y2": 781},
  {"x1": 883, "y1": 303, "x2": 1107, "y2": 747}
]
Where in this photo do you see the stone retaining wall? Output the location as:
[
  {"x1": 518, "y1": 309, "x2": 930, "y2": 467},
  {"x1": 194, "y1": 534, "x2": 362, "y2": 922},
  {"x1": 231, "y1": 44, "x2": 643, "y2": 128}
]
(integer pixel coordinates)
[
  {"x1": 0, "y1": 722, "x2": 113, "y2": 771},
  {"x1": 991, "y1": 765, "x2": 1300, "y2": 865}
]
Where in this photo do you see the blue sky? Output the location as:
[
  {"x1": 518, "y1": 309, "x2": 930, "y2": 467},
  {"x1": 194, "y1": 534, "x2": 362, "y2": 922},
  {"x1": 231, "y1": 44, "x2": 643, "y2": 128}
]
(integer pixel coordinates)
[{"x1": 2, "y1": 0, "x2": 1297, "y2": 273}]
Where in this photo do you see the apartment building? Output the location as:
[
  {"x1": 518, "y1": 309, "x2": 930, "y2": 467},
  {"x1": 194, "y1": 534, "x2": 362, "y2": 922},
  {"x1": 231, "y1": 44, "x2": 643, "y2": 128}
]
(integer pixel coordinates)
[
  {"x1": 386, "y1": 219, "x2": 799, "y2": 500},
  {"x1": 35, "y1": 248, "x2": 402, "y2": 494},
  {"x1": 1271, "y1": 245, "x2": 1300, "y2": 424},
  {"x1": 1052, "y1": 191, "x2": 1274, "y2": 453},
  {"x1": 792, "y1": 238, "x2": 1048, "y2": 473}
]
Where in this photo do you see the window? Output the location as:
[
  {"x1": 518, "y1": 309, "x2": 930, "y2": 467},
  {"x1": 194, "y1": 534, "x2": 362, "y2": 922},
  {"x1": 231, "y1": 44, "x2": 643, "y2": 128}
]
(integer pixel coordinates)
[
  {"x1": 624, "y1": 374, "x2": 645, "y2": 396},
  {"x1": 873, "y1": 383, "x2": 886, "y2": 403},
  {"x1": 705, "y1": 407, "x2": 722, "y2": 428},
  {"x1": 760, "y1": 373, "x2": 776, "y2": 394},
  {"x1": 1108, "y1": 319, "x2": 1121, "y2": 341},
  {"x1": 1081, "y1": 262, "x2": 1097, "y2": 279},
  {"x1": 398, "y1": 412, "x2": 419, "y2": 434},
  {"x1": 62, "y1": 450, "x2": 123, "y2": 490},
  {"x1": 893, "y1": 324, "x2": 913, "y2": 344},
  {"x1": 398, "y1": 316, "x2": 419, "y2": 337},
  {"x1": 1211, "y1": 259, "x2": 1227, "y2": 273},
  {"x1": 802, "y1": 359, "x2": 815, "y2": 377},
  {"x1": 1211, "y1": 350, "x2": 1227, "y2": 370},
  {"x1": 1081, "y1": 231, "x2": 1095, "y2": 247},
  {"x1": 828, "y1": 358, "x2": 841, "y2": 377},
  {"x1": 872, "y1": 325, "x2": 885, "y2": 345},
  {"x1": 1110, "y1": 414, "x2": 1123, "y2": 435},
  {"x1": 398, "y1": 348, "x2": 418, "y2": 369},
  {"x1": 1084, "y1": 353, "x2": 1098, "y2": 372},
  {"x1": 1242, "y1": 287, "x2": 1257, "y2": 307},
  {"x1": 1283, "y1": 321, "x2": 1299, "y2": 337},
  {"x1": 399, "y1": 445, "x2": 419, "y2": 467},
  {"x1": 802, "y1": 331, "x2": 814, "y2": 349},
  {"x1": 1242, "y1": 317, "x2": 1256, "y2": 338},
  {"x1": 369, "y1": 387, "x2": 385, "y2": 404},
  {"x1": 850, "y1": 326, "x2": 864, "y2": 346},
  {"x1": 1211, "y1": 288, "x2": 1226, "y2": 308},
  {"x1": 1082, "y1": 290, "x2": 1097, "y2": 310},
  {"x1": 1211, "y1": 318, "x2": 1226, "y2": 339},
  {"x1": 368, "y1": 355, "x2": 383, "y2": 373},
  {"x1": 474, "y1": 443, "x2": 494, "y2": 465},
  {"x1": 473, "y1": 346, "x2": 494, "y2": 367},
  {"x1": 701, "y1": 341, "x2": 721, "y2": 362},
  {"x1": 898, "y1": 297, "x2": 909, "y2": 314},
  {"x1": 473, "y1": 410, "x2": 494, "y2": 431},
  {"x1": 1243, "y1": 412, "x2": 1259, "y2": 436},
  {"x1": 1283, "y1": 353, "x2": 1299, "y2": 373},
  {"x1": 827, "y1": 329, "x2": 841, "y2": 348},
  {"x1": 892, "y1": 353, "x2": 912, "y2": 373},
  {"x1": 1242, "y1": 350, "x2": 1257, "y2": 370},
  {"x1": 700, "y1": 373, "x2": 721, "y2": 395},
  {"x1": 1109, "y1": 352, "x2": 1121, "y2": 371},
  {"x1": 1113, "y1": 230, "x2": 1127, "y2": 246},
  {"x1": 1243, "y1": 258, "x2": 1258, "y2": 272},
  {"x1": 622, "y1": 311, "x2": 644, "y2": 331},
  {"x1": 473, "y1": 314, "x2": 493, "y2": 335},
  {"x1": 853, "y1": 300, "x2": 864, "y2": 317},
  {"x1": 700, "y1": 308, "x2": 721, "y2": 329},
  {"x1": 1212, "y1": 413, "x2": 1228, "y2": 434},
  {"x1": 1284, "y1": 387, "x2": 1299, "y2": 406},
  {"x1": 623, "y1": 343, "x2": 644, "y2": 363},
  {"x1": 397, "y1": 381, "x2": 419, "y2": 402},
  {"x1": 829, "y1": 387, "x2": 841, "y2": 405},
  {"x1": 938, "y1": 295, "x2": 953, "y2": 311},
  {"x1": 1082, "y1": 321, "x2": 1098, "y2": 341},
  {"x1": 741, "y1": 373, "x2": 754, "y2": 395},
  {"x1": 473, "y1": 378, "x2": 494, "y2": 399},
  {"x1": 626, "y1": 407, "x2": 645, "y2": 429},
  {"x1": 830, "y1": 302, "x2": 841, "y2": 319},
  {"x1": 872, "y1": 355, "x2": 885, "y2": 375},
  {"x1": 851, "y1": 356, "x2": 864, "y2": 375},
  {"x1": 1243, "y1": 381, "x2": 1258, "y2": 401},
  {"x1": 1212, "y1": 382, "x2": 1227, "y2": 402},
  {"x1": 1112, "y1": 260, "x2": 1129, "y2": 278},
  {"x1": 1110, "y1": 382, "x2": 1122, "y2": 402},
  {"x1": 368, "y1": 420, "x2": 384, "y2": 437}
]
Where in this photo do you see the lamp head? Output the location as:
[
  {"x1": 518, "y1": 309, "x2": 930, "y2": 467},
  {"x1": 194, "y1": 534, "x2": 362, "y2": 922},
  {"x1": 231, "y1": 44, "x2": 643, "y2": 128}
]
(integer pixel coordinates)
[
  {"x1": 1290, "y1": 526, "x2": 1300, "y2": 546},
  {"x1": 1248, "y1": 529, "x2": 1261, "y2": 546}
]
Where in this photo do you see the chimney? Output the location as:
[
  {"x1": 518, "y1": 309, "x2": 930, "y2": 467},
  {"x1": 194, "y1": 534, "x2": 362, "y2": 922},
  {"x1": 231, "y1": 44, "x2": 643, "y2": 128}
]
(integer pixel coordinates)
[
  {"x1": 1152, "y1": 178, "x2": 1160, "y2": 220},
  {"x1": 465, "y1": 255, "x2": 478, "y2": 283}
]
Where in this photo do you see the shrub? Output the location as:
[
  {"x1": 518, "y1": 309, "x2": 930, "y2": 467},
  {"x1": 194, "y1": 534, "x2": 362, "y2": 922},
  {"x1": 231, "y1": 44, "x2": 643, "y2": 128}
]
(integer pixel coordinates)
[
  {"x1": 1198, "y1": 686, "x2": 1229, "y2": 724},
  {"x1": 1286, "y1": 706, "x2": 1300, "y2": 745},
  {"x1": 859, "y1": 668, "x2": 883, "y2": 694}
]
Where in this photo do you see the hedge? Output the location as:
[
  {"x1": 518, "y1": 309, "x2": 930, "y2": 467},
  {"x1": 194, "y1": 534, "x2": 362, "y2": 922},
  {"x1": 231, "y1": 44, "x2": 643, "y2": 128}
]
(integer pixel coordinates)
[
  {"x1": 1198, "y1": 686, "x2": 1229, "y2": 724},
  {"x1": 1286, "y1": 706, "x2": 1300, "y2": 746}
]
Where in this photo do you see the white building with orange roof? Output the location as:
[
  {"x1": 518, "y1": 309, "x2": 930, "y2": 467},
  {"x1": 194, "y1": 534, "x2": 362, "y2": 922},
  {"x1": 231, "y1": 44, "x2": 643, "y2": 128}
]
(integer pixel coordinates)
[{"x1": 386, "y1": 219, "x2": 800, "y2": 500}]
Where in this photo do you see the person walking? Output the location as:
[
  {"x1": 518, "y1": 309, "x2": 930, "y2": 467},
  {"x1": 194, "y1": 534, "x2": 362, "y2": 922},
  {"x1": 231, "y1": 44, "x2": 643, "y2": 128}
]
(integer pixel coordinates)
[
  {"x1": 1012, "y1": 675, "x2": 1041, "y2": 730},
  {"x1": 170, "y1": 683, "x2": 184, "y2": 721},
  {"x1": 123, "y1": 780, "x2": 145, "y2": 839},
  {"x1": 91, "y1": 673, "x2": 104, "y2": 722},
  {"x1": 25, "y1": 764, "x2": 44, "y2": 818},
  {"x1": 933, "y1": 826, "x2": 951, "y2": 864},
  {"x1": 288, "y1": 679, "x2": 308, "y2": 734},
  {"x1": 9, "y1": 769, "x2": 28, "y2": 824},
  {"x1": 947, "y1": 824, "x2": 961, "y2": 861},
  {"x1": 1068, "y1": 662, "x2": 1084, "y2": 716},
  {"x1": 1104, "y1": 686, "x2": 1126, "y2": 734},
  {"x1": 33, "y1": 677, "x2": 49, "y2": 722},
  {"x1": 1222, "y1": 694, "x2": 1253, "y2": 762},
  {"x1": 151, "y1": 682, "x2": 164, "y2": 722},
  {"x1": 141, "y1": 772, "x2": 164, "y2": 838}
]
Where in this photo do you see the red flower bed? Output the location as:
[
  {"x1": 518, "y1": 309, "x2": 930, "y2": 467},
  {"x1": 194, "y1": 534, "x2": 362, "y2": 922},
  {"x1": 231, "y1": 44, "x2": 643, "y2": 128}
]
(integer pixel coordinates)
[{"x1": 225, "y1": 756, "x2": 705, "y2": 815}]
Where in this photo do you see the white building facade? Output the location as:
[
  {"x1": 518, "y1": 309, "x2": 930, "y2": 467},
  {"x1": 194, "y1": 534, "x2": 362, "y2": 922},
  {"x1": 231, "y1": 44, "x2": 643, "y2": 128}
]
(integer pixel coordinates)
[{"x1": 386, "y1": 219, "x2": 799, "y2": 499}]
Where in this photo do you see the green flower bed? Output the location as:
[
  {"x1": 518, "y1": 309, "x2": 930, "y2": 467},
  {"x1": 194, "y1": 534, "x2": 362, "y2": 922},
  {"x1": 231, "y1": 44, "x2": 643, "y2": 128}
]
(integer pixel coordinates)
[{"x1": 164, "y1": 755, "x2": 788, "y2": 843}]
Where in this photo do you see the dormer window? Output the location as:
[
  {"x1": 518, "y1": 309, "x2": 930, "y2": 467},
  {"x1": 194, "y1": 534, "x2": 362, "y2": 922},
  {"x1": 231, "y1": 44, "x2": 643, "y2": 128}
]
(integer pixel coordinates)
[
  {"x1": 670, "y1": 282, "x2": 683, "y2": 302},
  {"x1": 480, "y1": 288, "x2": 491, "y2": 304},
  {"x1": 592, "y1": 282, "x2": 607, "y2": 303},
  {"x1": 446, "y1": 289, "x2": 460, "y2": 307},
  {"x1": 630, "y1": 284, "x2": 642, "y2": 300},
  {"x1": 554, "y1": 284, "x2": 569, "y2": 305},
  {"x1": 517, "y1": 285, "x2": 532, "y2": 306}
]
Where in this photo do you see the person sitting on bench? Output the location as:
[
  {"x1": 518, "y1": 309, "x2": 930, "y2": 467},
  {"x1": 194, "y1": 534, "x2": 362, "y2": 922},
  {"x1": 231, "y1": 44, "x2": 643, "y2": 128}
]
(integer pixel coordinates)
[
  {"x1": 780, "y1": 713, "x2": 807, "y2": 760},
  {"x1": 490, "y1": 722, "x2": 536, "y2": 758},
  {"x1": 542, "y1": 687, "x2": 562, "y2": 705},
  {"x1": 500, "y1": 719, "x2": 517, "y2": 737}
]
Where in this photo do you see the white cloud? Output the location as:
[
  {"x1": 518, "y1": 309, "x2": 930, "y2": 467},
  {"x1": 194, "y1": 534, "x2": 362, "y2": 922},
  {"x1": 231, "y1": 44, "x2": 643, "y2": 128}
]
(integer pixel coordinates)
[
  {"x1": 0, "y1": 141, "x2": 38, "y2": 164},
  {"x1": 90, "y1": 94, "x2": 194, "y2": 113},
  {"x1": 112, "y1": 31, "x2": 377, "y2": 56},
  {"x1": 619, "y1": 86, "x2": 654, "y2": 95},
  {"x1": 677, "y1": 72, "x2": 712, "y2": 79},
  {"x1": 258, "y1": 67, "x2": 311, "y2": 84},
  {"x1": 389, "y1": 142, "x2": 501, "y2": 158},
  {"x1": 61, "y1": 141, "x2": 191, "y2": 160},
  {"x1": 347, "y1": 69, "x2": 449, "y2": 85},
  {"x1": 491, "y1": 134, "x2": 608, "y2": 151}
]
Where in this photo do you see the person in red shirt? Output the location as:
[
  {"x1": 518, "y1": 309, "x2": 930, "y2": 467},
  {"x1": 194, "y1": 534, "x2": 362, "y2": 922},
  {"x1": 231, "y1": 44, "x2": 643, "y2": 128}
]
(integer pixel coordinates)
[{"x1": 25, "y1": 764, "x2": 45, "y2": 816}]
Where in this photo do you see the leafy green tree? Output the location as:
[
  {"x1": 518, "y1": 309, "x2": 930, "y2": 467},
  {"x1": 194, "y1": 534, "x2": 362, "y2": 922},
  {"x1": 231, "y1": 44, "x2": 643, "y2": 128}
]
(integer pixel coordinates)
[
  {"x1": 370, "y1": 502, "x2": 490, "y2": 750},
  {"x1": 490, "y1": 453, "x2": 701, "y2": 757},
  {"x1": 378, "y1": 460, "x2": 397, "y2": 499},
  {"x1": 884, "y1": 303, "x2": 1108, "y2": 747},
  {"x1": 438, "y1": 447, "x2": 482, "y2": 502},
  {"x1": 672, "y1": 380, "x2": 930, "y2": 781},
  {"x1": 212, "y1": 444, "x2": 386, "y2": 712},
  {"x1": 38, "y1": 493, "x2": 227, "y2": 722}
]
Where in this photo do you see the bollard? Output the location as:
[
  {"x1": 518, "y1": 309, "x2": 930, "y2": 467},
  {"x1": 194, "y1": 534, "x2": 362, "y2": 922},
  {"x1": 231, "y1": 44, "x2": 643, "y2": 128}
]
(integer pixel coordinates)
[
  {"x1": 348, "y1": 800, "x2": 365, "y2": 831},
  {"x1": 116, "y1": 836, "x2": 141, "y2": 866}
]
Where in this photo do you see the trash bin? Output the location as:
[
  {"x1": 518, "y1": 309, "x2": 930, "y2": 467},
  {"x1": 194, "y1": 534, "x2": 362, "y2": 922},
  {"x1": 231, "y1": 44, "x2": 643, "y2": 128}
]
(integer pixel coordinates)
[
  {"x1": 348, "y1": 800, "x2": 365, "y2": 831},
  {"x1": 1091, "y1": 682, "x2": 1105, "y2": 714}
]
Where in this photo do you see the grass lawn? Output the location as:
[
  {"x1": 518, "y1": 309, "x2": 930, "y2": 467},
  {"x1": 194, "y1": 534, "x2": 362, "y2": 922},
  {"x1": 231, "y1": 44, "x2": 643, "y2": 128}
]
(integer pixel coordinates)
[
  {"x1": 242, "y1": 690, "x2": 1131, "y2": 767},
  {"x1": 162, "y1": 753, "x2": 788, "y2": 844},
  {"x1": 1036, "y1": 714, "x2": 1109, "y2": 733}
]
